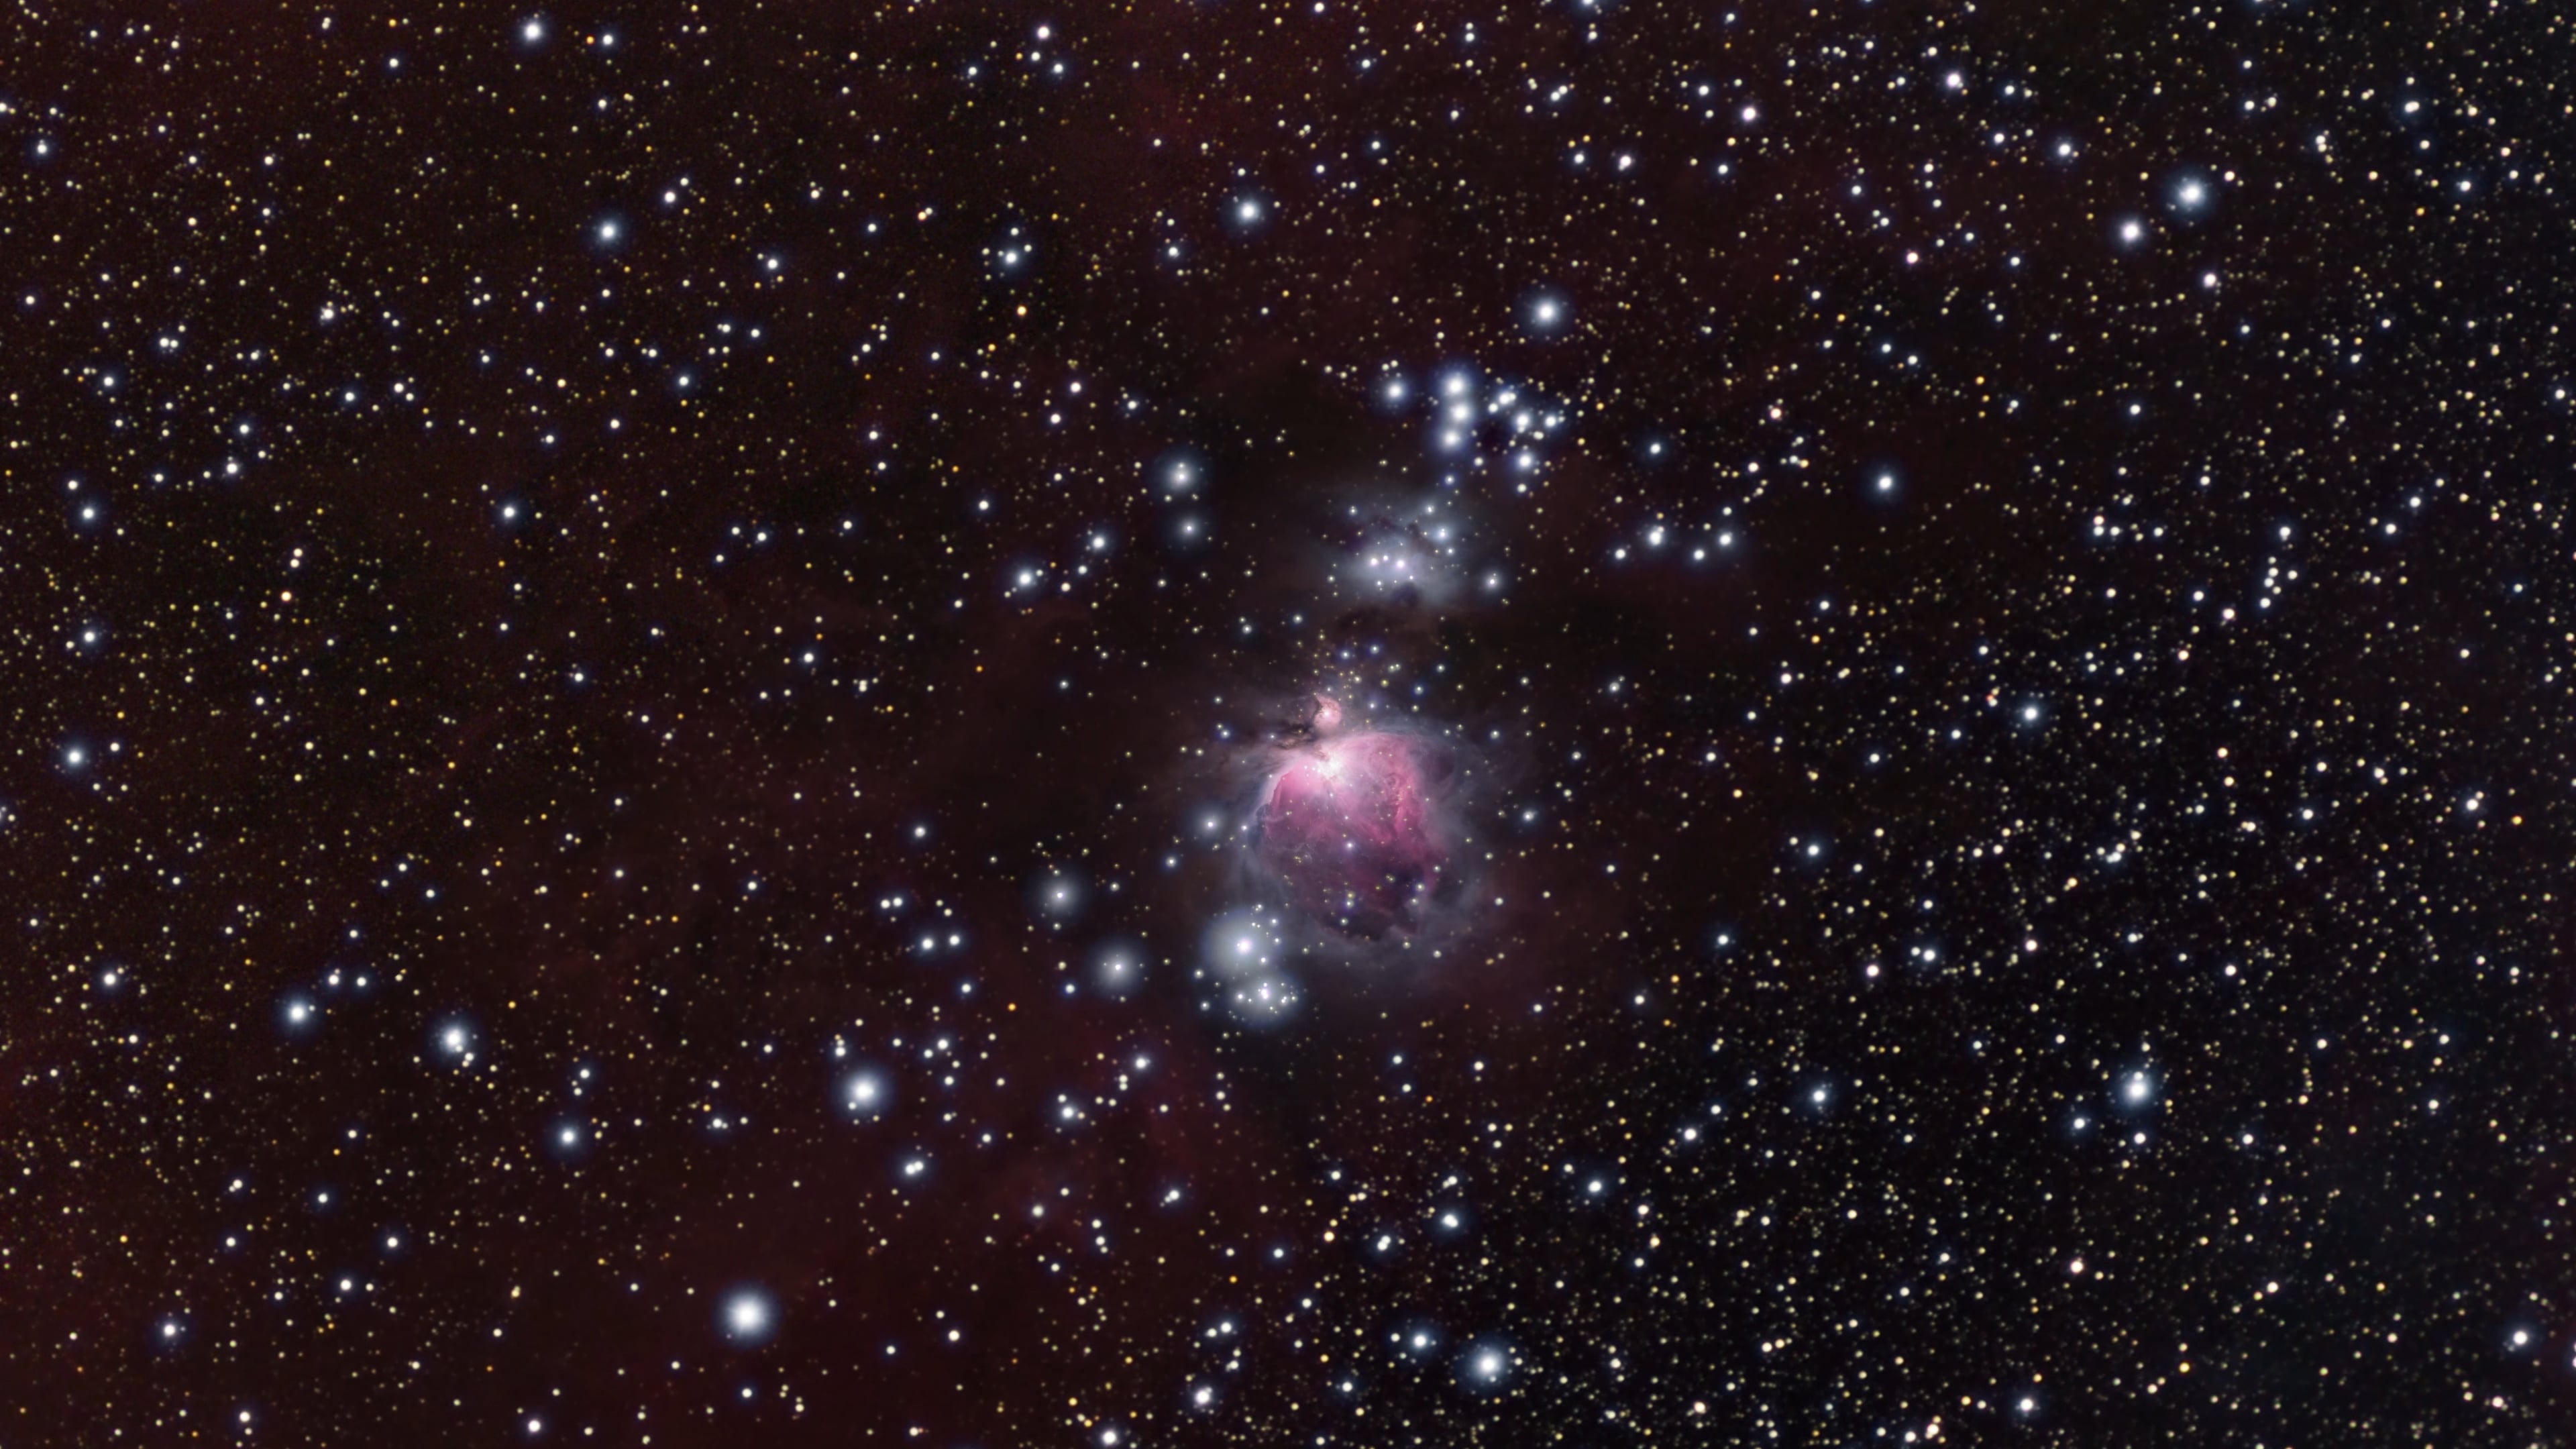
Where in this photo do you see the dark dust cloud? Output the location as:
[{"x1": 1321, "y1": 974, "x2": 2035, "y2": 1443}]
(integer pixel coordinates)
[{"x1": 5, "y1": 1, "x2": 2573, "y2": 1445}]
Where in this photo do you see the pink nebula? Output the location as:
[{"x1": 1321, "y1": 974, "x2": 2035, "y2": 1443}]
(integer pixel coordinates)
[{"x1": 1253, "y1": 731, "x2": 1446, "y2": 935}]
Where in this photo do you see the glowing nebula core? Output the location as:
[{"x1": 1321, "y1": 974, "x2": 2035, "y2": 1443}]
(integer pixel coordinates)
[{"x1": 1254, "y1": 730, "x2": 1446, "y2": 935}]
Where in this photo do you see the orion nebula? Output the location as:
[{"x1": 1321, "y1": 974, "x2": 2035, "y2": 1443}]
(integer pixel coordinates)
[
  {"x1": 1252, "y1": 698, "x2": 1450, "y2": 936},
  {"x1": 10, "y1": 2, "x2": 2559, "y2": 1445}
]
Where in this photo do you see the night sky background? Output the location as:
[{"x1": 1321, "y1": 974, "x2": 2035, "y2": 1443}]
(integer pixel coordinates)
[{"x1": 6, "y1": 1, "x2": 2574, "y2": 1444}]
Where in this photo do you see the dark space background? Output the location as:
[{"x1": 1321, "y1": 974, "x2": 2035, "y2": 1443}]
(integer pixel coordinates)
[{"x1": 3, "y1": 1, "x2": 2572, "y2": 1444}]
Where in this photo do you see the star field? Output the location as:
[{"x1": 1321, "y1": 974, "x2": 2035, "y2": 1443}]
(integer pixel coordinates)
[{"x1": 5, "y1": 1, "x2": 2574, "y2": 1446}]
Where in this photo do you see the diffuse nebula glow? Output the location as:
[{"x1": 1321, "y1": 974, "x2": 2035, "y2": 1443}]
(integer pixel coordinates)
[{"x1": 1252, "y1": 700, "x2": 1449, "y2": 936}]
